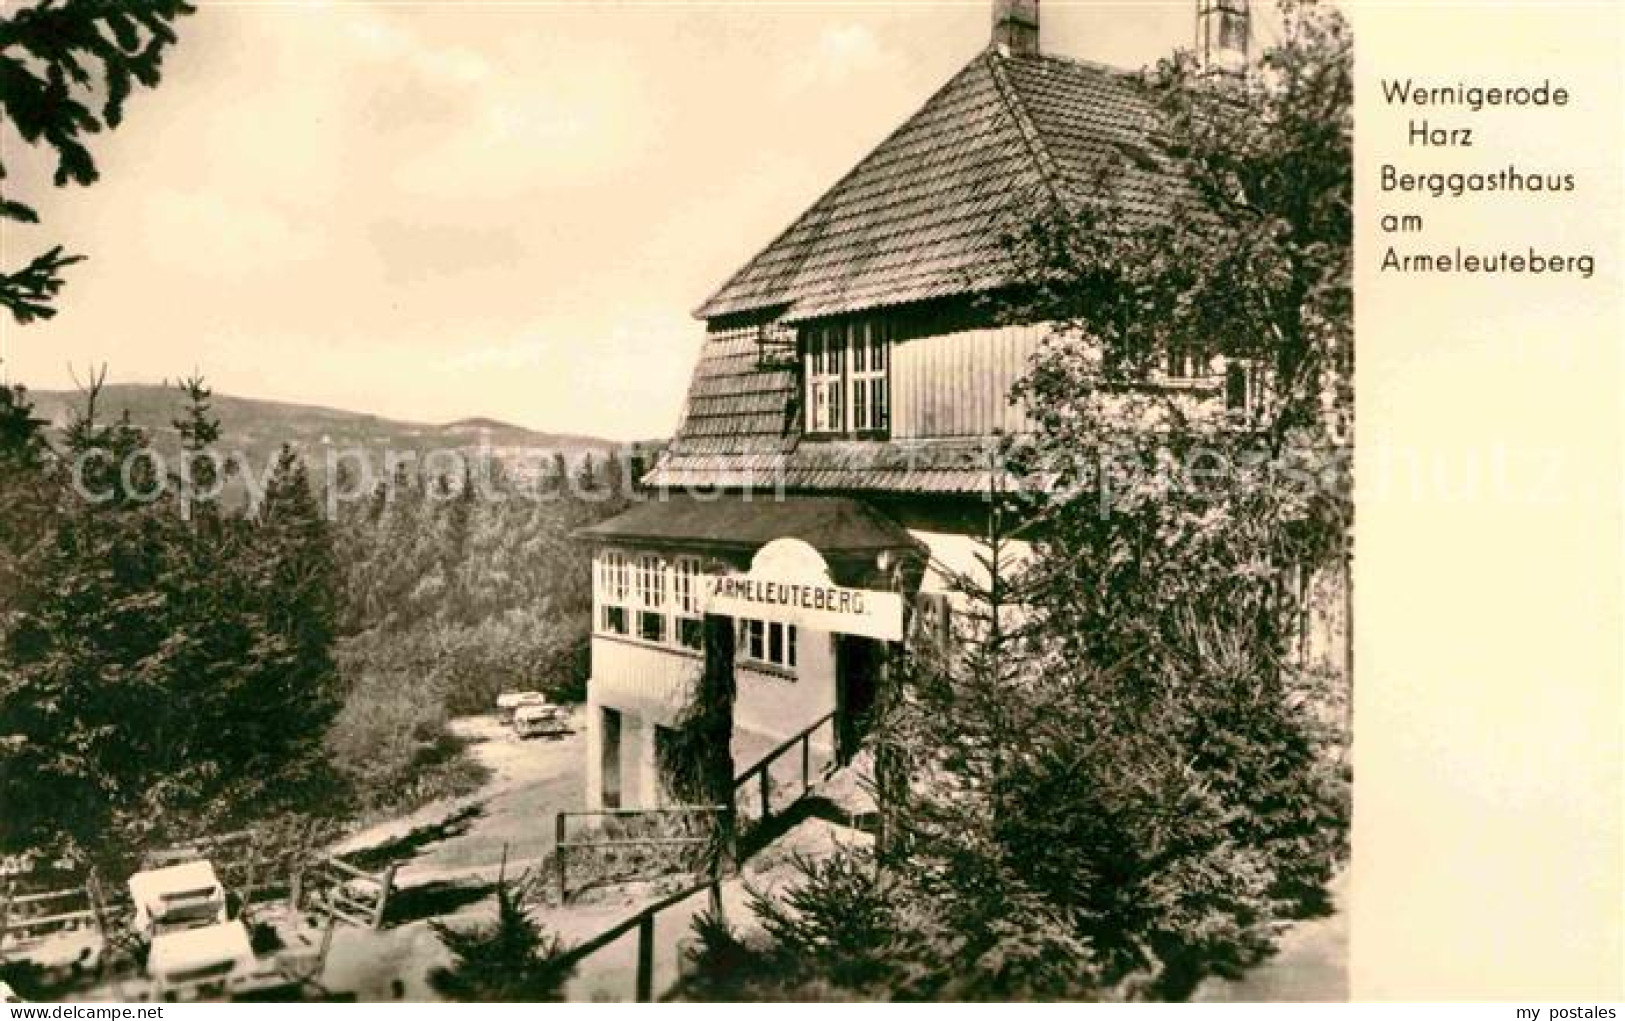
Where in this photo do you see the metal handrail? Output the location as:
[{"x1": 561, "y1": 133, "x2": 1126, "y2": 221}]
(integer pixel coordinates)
[
  {"x1": 732, "y1": 709, "x2": 838, "y2": 825},
  {"x1": 551, "y1": 862, "x2": 724, "y2": 1002}
]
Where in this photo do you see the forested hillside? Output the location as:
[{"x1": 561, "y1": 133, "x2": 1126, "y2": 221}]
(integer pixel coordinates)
[
  {"x1": 25, "y1": 385, "x2": 653, "y2": 494},
  {"x1": 325, "y1": 458, "x2": 634, "y2": 815},
  {"x1": 0, "y1": 378, "x2": 640, "y2": 857},
  {"x1": 1, "y1": 381, "x2": 343, "y2": 856}
]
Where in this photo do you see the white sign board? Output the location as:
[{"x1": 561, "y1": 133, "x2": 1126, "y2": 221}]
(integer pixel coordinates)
[{"x1": 703, "y1": 537, "x2": 904, "y2": 642}]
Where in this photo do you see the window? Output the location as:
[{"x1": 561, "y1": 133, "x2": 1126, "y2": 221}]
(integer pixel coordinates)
[
  {"x1": 912, "y1": 592, "x2": 954, "y2": 655},
  {"x1": 673, "y1": 556, "x2": 704, "y2": 651},
  {"x1": 806, "y1": 327, "x2": 845, "y2": 433},
  {"x1": 804, "y1": 320, "x2": 889, "y2": 436},
  {"x1": 1165, "y1": 342, "x2": 1212, "y2": 381},
  {"x1": 1226, "y1": 359, "x2": 1262, "y2": 422},
  {"x1": 738, "y1": 618, "x2": 797, "y2": 672},
  {"x1": 598, "y1": 550, "x2": 714, "y2": 651},
  {"x1": 851, "y1": 322, "x2": 889, "y2": 432},
  {"x1": 597, "y1": 551, "x2": 630, "y2": 635},
  {"x1": 636, "y1": 553, "x2": 667, "y2": 644}
]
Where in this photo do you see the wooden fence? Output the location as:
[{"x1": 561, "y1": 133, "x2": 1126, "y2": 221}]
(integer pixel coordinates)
[
  {"x1": 0, "y1": 883, "x2": 98, "y2": 952},
  {"x1": 296, "y1": 856, "x2": 397, "y2": 931}
]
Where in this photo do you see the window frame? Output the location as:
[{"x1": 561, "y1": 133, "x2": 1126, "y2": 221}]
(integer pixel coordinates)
[
  {"x1": 635, "y1": 553, "x2": 668, "y2": 645},
  {"x1": 1225, "y1": 358, "x2": 1264, "y2": 423},
  {"x1": 1163, "y1": 342, "x2": 1213, "y2": 384},
  {"x1": 672, "y1": 555, "x2": 704, "y2": 651},
  {"x1": 596, "y1": 549, "x2": 717, "y2": 654},
  {"x1": 737, "y1": 617, "x2": 798, "y2": 674},
  {"x1": 849, "y1": 321, "x2": 890, "y2": 433},
  {"x1": 597, "y1": 549, "x2": 631, "y2": 636},
  {"x1": 803, "y1": 320, "x2": 890, "y2": 438}
]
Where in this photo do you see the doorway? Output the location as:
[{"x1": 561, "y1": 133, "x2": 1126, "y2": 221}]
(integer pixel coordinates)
[
  {"x1": 835, "y1": 636, "x2": 884, "y2": 762},
  {"x1": 600, "y1": 707, "x2": 622, "y2": 809}
]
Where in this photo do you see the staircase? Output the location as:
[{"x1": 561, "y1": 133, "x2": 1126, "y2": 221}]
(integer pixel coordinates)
[
  {"x1": 540, "y1": 710, "x2": 868, "y2": 1002},
  {"x1": 731, "y1": 709, "x2": 840, "y2": 834}
]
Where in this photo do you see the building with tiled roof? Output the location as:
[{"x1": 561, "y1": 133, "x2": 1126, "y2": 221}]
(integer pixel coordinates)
[{"x1": 579, "y1": 0, "x2": 1280, "y2": 811}]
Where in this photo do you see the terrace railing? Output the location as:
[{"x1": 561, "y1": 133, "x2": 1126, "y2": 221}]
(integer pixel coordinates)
[
  {"x1": 552, "y1": 863, "x2": 724, "y2": 1002},
  {"x1": 732, "y1": 708, "x2": 838, "y2": 833}
]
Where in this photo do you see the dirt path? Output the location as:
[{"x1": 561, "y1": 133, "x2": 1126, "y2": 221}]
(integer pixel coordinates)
[
  {"x1": 1191, "y1": 870, "x2": 1350, "y2": 1003},
  {"x1": 316, "y1": 710, "x2": 589, "y2": 1001},
  {"x1": 334, "y1": 711, "x2": 585, "y2": 873}
]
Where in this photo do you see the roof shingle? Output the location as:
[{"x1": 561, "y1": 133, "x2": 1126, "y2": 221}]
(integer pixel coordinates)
[{"x1": 693, "y1": 48, "x2": 1170, "y2": 322}]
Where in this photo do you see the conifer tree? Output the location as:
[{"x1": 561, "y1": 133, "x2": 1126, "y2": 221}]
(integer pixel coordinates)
[
  {"x1": 0, "y1": 384, "x2": 55, "y2": 623},
  {"x1": 2, "y1": 0, "x2": 195, "y2": 323},
  {"x1": 0, "y1": 385, "x2": 48, "y2": 470},
  {"x1": 429, "y1": 876, "x2": 574, "y2": 1002},
  {"x1": 251, "y1": 444, "x2": 342, "y2": 768},
  {"x1": 0, "y1": 381, "x2": 188, "y2": 849},
  {"x1": 574, "y1": 452, "x2": 596, "y2": 494}
]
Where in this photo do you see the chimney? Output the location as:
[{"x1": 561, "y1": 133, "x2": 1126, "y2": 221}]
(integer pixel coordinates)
[
  {"x1": 992, "y1": 0, "x2": 1040, "y2": 57},
  {"x1": 1196, "y1": 0, "x2": 1250, "y2": 75}
]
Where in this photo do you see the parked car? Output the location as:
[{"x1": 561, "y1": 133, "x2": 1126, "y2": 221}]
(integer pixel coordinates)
[
  {"x1": 495, "y1": 691, "x2": 549, "y2": 720},
  {"x1": 146, "y1": 920, "x2": 256, "y2": 1001},
  {"x1": 513, "y1": 703, "x2": 571, "y2": 739},
  {"x1": 128, "y1": 860, "x2": 227, "y2": 940}
]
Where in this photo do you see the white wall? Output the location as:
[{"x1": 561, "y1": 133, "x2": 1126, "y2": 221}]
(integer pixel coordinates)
[
  {"x1": 732, "y1": 628, "x2": 838, "y2": 754},
  {"x1": 587, "y1": 636, "x2": 701, "y2": 809},
  {"x1": 587, "y1": 624, "x2": 838, "y2": 808}
]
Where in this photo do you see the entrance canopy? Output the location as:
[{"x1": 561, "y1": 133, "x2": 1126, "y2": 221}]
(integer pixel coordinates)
[{"x1": 579, "y1": 494, "x2": 923, "y2": 560}]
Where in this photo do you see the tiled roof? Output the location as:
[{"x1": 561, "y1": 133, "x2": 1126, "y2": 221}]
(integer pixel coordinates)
[
  {"x1": 646, "y1": 314, "x2": 1024, "y2": 494},
  {"x1": 579, "y1": 494, "x2": 924, "y2": 555},
  {"x1": 694, "y1": 48, "x2": 1172, "y2": 322},
  {"x1": 645, "y1": 436, "x2": 1016, "y2": 496}
]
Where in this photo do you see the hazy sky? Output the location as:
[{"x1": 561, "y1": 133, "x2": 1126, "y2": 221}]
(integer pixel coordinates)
[{"x1": 3, "y1": 1, "x2": 1219, "y2": 440}]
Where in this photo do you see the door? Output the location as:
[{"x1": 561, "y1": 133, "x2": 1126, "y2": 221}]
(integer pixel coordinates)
[{"x1": 835, "y1": 636, "x2": 883, "y2": 762}]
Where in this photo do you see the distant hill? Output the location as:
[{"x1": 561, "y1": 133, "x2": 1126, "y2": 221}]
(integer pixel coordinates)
[{"x1": 25, "y1": 385, "x2": 662, "y2": 482}]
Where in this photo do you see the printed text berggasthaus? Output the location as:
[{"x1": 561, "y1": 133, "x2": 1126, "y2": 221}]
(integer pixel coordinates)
[{"x1": 1375, "y1": 77, "x2": 1594, "y2": 279}]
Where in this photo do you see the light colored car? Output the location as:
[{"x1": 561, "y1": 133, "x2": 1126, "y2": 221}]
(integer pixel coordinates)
[
  {"x1": 147, "y1": 919, "x2": 256, "y2": 1001},
  {"x1": 495, "y1": 691, "x2": 549, "y2": 719},
  {"x1": 513, "y1": 703, "x2": 571, "y2": 738},
  {"x1": 127, "y1": 860, "x2": 227, "y2": 939}
]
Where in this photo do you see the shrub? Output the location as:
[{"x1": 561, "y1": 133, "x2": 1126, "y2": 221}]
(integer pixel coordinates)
[{"x1": 429, "y1": 878, "x2": 575, "y2": 1002}]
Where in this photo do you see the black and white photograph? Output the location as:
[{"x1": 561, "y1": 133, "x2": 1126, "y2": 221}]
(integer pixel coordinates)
[{"x1": 0, "y1": 0, "x2": 1414, "y2": 1005}]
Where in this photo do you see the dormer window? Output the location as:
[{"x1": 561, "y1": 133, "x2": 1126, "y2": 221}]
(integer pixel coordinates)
[{"x1": 803, "y1": 321, "x2": 890, "y2": 437}]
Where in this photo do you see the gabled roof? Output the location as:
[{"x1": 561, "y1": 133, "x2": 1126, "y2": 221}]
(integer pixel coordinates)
[{"x1": 694, "y1": 47, "x2": 1173, "y2": 323}]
